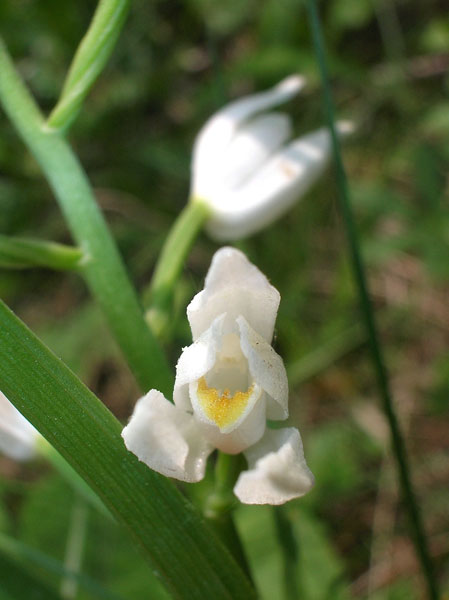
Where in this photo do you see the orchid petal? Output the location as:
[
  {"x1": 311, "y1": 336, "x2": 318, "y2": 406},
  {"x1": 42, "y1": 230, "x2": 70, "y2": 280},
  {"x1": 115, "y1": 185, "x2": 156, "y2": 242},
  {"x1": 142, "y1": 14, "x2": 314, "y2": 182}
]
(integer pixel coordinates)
[
  {"x1": 212, "y1": 112, "x2": 292, "y2": 193},
  {"x1": 0, "y1": 392, "x2": 38, "y2": 461},
  {"x1": 192, "y1": 392, "x2": 266, "y2": 455},
  {"x1": 122, "y1": 390, "x2": 214, "y2": 483},
  {"x1": 237, "y1": 316, "x2": 288, "y2": 420},
  {"x1": 187, "y1": 247, "x2": 280, "y2": 343},
  {"x1": 173, "y1": 313, "x2": 225, "y2": 411},
  {"x1": 234, "y1": 428, "x2": 314, "y2": 505},
  {"x1": 192, "y1": 75, "x2": 305, "y2": 199},
  {"x1": 206, "y1": 121, "x2": 353, "y2": 241}
]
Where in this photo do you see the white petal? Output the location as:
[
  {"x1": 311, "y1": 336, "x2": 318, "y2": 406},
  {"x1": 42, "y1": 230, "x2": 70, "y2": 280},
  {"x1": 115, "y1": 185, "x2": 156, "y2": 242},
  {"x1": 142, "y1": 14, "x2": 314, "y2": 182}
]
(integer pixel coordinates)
[
  {"x1": 193, "y1": 394, "x2": 267, "y2": 454},
  {"x1": 192, "y1": 75, "x2": 305, "y2": 199},
  {"x1": 187, "y1": 247, "x2": 280, "y2": 343},
  {"x1": 122, "y1": 390, "x2": 214, "y2": 483},
  {"x1": 173, "y1": 313, "x2": 225, "y2": 411},
  {"x1": 0, "y1": 392, "x2": 38, "y2": 461},
  {"x1": 234, "y1": 428, "x2": 314, "y2": 505},
  {"x1": 205, "y1": 121, "x2": 352, "y2": 241},
  {"x1": 212, "y1": 112, "x2": 292, "y2": 192},
  {"x1": 237, "y1": 316, "x2": 288, "y2": 421}
]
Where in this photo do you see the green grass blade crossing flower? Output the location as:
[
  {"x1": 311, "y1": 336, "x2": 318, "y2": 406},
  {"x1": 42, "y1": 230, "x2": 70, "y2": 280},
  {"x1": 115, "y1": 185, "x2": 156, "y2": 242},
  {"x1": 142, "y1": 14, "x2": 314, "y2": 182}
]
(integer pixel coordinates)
[
  {"x1": 0, "y1": 38, "x2": 172, "y2": 395},
  {"x1": 46, "y1": 0, "x2": 131, "y2": 132},
  {"x1": 0, "y1": 300, "x2": 256, "y2": 600},
  {"x1": 304, "y1": 2, "x2": 439, "y2": 598}
]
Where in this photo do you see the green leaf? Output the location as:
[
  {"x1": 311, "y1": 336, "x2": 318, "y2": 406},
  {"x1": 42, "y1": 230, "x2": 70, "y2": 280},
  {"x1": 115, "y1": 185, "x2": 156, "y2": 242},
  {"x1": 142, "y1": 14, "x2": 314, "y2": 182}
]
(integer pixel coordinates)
[
  {"x1": 0, "y1": 234, "x2": 83, "y2": 270},
  {"x1": 0, "y1": 299, "x2": 256, "y2": 600},
  {"x1": 46, "y1": 0, "x2": 132, "y2": 131}
]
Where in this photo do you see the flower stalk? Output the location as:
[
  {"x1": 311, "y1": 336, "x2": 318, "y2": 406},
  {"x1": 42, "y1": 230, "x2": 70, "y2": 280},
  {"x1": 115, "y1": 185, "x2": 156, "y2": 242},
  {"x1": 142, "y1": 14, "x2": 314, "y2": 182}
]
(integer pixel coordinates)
[
  {"x1": 305, "y1": 1, "x2": 439, "y2": 598},
  {"x1": 143, "y1": 199, "x2": 211, "y2": 338}
]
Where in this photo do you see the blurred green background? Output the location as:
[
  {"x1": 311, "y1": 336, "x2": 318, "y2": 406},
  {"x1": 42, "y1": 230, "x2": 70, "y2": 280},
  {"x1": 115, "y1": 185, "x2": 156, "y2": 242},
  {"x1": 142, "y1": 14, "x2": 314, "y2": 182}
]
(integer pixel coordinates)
[{"x1": 0, "y1": 0, "x2": 448, "y2": 598}]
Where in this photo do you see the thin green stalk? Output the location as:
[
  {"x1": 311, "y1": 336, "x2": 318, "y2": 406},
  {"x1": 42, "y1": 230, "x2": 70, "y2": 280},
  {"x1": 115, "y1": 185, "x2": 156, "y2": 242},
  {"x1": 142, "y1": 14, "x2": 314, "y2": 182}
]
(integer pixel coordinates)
[
  {"x1": 143, "y1": 200, "x2": 210, "y2": 337},
  {"x1": 203, "y1": 453, "x2": 252, "y2": 580},
  {"x1": 272, "y1": 507, "x2": 301, "y2": 600},
  {"x1": 0, "y1": 38, "x2": 172, "y2": 395},
  {"x1": 0, "y1": 234, "x2": 83, "y2": 270},
  {"x1": 46, "y1": 0, "x2": 131, "y2": 131},
  {"x1": 304, "y1": 2, "x2": 439, "y2": 599}
]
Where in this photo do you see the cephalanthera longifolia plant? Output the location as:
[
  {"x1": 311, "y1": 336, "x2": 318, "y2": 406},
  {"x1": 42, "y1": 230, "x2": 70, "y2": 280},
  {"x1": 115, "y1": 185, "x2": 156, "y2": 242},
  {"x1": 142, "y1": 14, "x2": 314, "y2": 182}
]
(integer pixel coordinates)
[{"x1": 0, "y1": 0, "x2": 438, "y2": 598}]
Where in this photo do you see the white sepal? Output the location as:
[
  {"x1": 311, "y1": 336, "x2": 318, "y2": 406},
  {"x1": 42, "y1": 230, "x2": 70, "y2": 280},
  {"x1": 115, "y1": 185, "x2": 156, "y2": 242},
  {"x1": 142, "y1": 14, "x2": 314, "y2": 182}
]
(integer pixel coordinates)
[
  {"x1": 205, "y1": 122, "x2": 352, "y2": 241},
  {"x1": 122, "y1": 390, "x2": 214, "y2": 483},
  {"x1": 0, "y1": 392, "x2": 39, "y2": 461},
  {"x1": 187, "y1": 247, "x2": 280, "y2": 343},
  {"x1": 234, "y1": 427, "x2": 314, "y2": 505},
  {"x1": 192, "y1": 75, "x2": 305, "y2": 200}
]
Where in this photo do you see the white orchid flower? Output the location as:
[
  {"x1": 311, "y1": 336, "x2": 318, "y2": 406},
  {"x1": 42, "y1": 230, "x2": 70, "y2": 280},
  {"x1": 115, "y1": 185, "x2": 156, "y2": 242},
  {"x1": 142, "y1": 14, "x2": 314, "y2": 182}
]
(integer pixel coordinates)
[
  {"x1": 123, "y1": 247, "x2": 314, "y2": 505},
  {"x1": 190, "y1": 75, "x2": 352, "y2": 241},
  {"x1": 0, "y1": 391, "x2": 39, "y2": 461}
]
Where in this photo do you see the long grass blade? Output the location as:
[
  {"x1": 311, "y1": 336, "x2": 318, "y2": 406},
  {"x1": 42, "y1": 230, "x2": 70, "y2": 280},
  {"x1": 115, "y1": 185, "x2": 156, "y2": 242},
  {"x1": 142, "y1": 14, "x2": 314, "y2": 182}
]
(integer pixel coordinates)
[{"x1": 304, "y1": 2, "x2": 439, "y2": 598}]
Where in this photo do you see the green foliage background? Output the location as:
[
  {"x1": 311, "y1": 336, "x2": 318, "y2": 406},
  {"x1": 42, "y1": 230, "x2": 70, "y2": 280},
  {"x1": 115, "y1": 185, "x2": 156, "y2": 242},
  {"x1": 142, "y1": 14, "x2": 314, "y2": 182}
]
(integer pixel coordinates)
[{"x1": 0, "y1": 0, "x2": 448, "y2": 598}]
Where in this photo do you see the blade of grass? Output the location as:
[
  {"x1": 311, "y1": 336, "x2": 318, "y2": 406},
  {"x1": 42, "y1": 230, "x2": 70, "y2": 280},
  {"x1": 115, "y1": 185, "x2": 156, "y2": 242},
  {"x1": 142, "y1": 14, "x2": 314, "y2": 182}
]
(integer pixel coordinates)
[
  {"x1": 0, "y1": 299, "x2": 256, "y2": 600},
  {"x1": 304, "y1": 2, "x2": 439, "y2": 598},
  {"x1": 0, "y1": 38, "x2": 172, "y2": 396}
]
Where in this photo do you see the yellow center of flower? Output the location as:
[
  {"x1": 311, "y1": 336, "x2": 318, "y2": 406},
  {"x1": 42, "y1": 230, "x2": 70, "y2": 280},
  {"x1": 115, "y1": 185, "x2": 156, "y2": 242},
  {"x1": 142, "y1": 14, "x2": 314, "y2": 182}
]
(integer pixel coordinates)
[{"x1": 196, "y1": 376, "x2": 255, "y2": 429}]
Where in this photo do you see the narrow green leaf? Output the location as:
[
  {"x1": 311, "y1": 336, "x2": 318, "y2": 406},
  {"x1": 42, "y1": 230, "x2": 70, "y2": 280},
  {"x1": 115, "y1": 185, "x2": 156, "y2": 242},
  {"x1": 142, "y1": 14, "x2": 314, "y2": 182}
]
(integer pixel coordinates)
[
  {"x1": 0, "y1": 300, "x2": 256, "y2": 600},
  {"x1": 305, "y1": 2, "x2": 439, "y2": 599},
  {"x1": 0, "y1": 234, "x2": 83, "y2": 270},
  {"x1": 46, "y1": 0, "x2": 131, "y2": 131}
]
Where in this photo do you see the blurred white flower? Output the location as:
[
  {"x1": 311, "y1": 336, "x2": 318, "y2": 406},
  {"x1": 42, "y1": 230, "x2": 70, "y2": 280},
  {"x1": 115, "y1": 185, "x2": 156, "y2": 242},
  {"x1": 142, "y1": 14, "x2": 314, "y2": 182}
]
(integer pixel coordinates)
[
  {"x1": 123, "y1": 247, "x2": 314, "y2": 505},
  {"x1": 0, "y1": 391, "x2": 39, "y2": 461},
  {"x1": 190, "y1": 75, "x2": 352, "y2": 241}
]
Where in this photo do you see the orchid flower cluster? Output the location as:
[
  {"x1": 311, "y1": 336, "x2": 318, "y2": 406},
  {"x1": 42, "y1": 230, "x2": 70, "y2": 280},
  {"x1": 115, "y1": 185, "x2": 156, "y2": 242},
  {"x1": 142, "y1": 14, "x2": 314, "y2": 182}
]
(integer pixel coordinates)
[
  {"x1": 0, "y1": 76, "x2": 345, "y2": 507},
  {"x1": 123, "y1": 247, "x2": 314, "y2": 504},
  {"x1": 121, "y1": 75, "x2": 350, "y2": 505}
]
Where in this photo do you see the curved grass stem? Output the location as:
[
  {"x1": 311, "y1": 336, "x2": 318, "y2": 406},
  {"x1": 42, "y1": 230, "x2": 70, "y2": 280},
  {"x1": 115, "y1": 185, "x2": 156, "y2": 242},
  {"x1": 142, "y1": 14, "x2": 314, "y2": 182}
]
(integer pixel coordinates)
[{"x1": 304, "y1": 2, "x2": 439, "y2": 598}]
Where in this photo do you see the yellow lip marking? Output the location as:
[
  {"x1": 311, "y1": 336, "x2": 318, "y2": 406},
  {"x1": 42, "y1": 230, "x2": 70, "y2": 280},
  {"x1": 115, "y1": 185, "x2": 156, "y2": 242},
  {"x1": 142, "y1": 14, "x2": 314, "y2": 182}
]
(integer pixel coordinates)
[{"x1": 196, "y1": 376, "x2": 255, "y2": 429}]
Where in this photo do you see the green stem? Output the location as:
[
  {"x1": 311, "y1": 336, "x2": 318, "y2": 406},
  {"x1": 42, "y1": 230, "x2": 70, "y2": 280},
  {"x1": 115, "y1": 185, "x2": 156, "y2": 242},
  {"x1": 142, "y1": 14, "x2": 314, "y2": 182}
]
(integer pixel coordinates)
[
  {"x1": 143, "y1": 199, "x2": 211, "y2": 337},
  {"x1": 0, "y1": 38, "x2": 172, "y2": 395},
  {"x1": 46, "y1": 0, "x2": 131, "y2": 132},
  {"x1": 304, "y1": 2, "x2": 439, "y2": 599},
  {"x1": 0, "y1": 234, "x2": 83, "y2": 270},
  {"x1": 203, "y1": 453, "x2": 252, "y2": 580}
]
